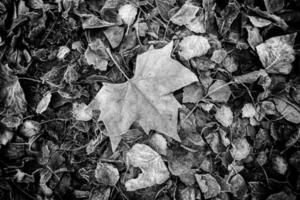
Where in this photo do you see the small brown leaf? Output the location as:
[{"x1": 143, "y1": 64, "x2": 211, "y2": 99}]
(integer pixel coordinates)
[
  {"x1": 215, "y1": 105, "x2": 233, "y2": 127},
  {"x1": 208, "y1": 80, "x2": 231, "y2": 103},
  {"x1": 195, "y1": 174, "x2": 221, "y2": 199},
  {"x1": 179, "y1": 35, "x2": 210, "y2": 60},
  {"x1": 274, "y1": 98, "x2": 300, "y2": 124},
  {"x1": 125, "y1": 144, "x2": 169, "y2": 191},
  {"x1": 95, "y1": 163, "x2": 119, "y2": 186}
]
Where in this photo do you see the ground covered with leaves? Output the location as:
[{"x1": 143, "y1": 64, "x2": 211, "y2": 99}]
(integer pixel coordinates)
[{"x1": 1, "y1": 0, "x2": 300, "y2": 199}]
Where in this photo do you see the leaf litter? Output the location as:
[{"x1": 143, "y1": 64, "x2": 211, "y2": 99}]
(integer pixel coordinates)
[{"x1": 1, "y1": 0, "x2": 300, "y2": 200}]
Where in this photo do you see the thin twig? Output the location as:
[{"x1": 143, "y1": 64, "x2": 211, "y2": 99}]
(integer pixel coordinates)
[{"x1": 105, "y1": 48, "x2": 130, "y2": 80}]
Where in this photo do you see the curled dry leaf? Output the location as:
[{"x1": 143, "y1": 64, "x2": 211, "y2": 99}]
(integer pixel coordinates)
[
  {"x1": 84, "y1": 39, "x2": 109, "y2": 71},
  {"x1": 195, "y1": 174, "x2": 221, "y2": 199},
  {"x1": 87, "y1": 41, "x2": 198, "y2": 151},
  {"x1": 36, "y1": 92, "x2": 52, "y2": 114},
  {"x1": 230, "y1": 138, "x2": 251, "y2": 161},
  {"x1": 95, "y1": 162, "x2": 119, "y2": 186},
  {"x1": 208, "y1": 80, "x2": 231, "y2": 103},
  {"x1": 118, "y1": 4, "x2": 137, "y2": 27},
  {"x1": 125, "y1": 144, "x2": 169, "y2": 191},
  {"x1": 215, "y1": 105, "x2": 233, "y2": 127},
  {"x1": 179, "y1": 35, "x2": 210, "y2": 60},
  {"x1": 256, "y1": 33, "x2": 297, "y2": 74},
  {"x1": 273, "y1": 98, "x2": 300, "y2": 124}
]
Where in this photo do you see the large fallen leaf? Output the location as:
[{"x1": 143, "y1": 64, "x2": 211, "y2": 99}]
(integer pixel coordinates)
[
  {"x1": 195, "y1": 174, "x2": 221, "y2": 199},
  {"x1": 273, "y1": 98, "x2": 300, "y2": 124},
  {"x1": 89, "y1": 41, "x2": 198, "y2": 151},
  {"x1": 125, "y1": 144, "x2": 169, "y2": 191},
  {"x1": 256, "y1": 33, "x2": 297, "y2": 74}
]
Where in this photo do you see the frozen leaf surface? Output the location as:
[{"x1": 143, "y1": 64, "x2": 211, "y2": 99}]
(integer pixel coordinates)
[
  {"x1": 170, "y1": 3, "x2": 199, "y2": 26},
  {"x1": 95, "y1": 163, "x2": 119, "y2": 186},
  {"x1": 89, "y1": 42, "x2": 198, "y2": 151},
  {"x1": 125, "y1": 144, "x2": 169, "y2": 191},
  {"x1": 118, "y1": 4, "x2": 137, "y2": 27},
  {"x1": 208, "y1": 80, "x2": 231, "y2": 103},
  {"x1": 195, "y1": 174, "x2": 221, "y2": 199},
  {"x1": 256, "y1": 33, "x2": 297, "y2": 74},
  {"x1": 215, "y1": 105, "x2": 233, "y2": 127},
  {"x1": 230, "y1": 138, "x2": 251, "y2": 161},
  {"x1": 179, "y1": 35, "x2": 210, "y2": 60},
  {"x1": 274, "y1": 98, "x2": 300, "y2": 124},
  {"x1": 36, "y1": 92, "x2": 51, "y2": 114}
]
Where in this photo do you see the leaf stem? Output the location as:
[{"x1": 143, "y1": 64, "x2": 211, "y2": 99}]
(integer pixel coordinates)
[{"x1": 105, "y1": 48, "x2": 130, "y2": 81}]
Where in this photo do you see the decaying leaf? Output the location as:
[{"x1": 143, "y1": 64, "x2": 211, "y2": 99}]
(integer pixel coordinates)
[
  {"x1": 179, "y1": 35, "x2": 210, "y2": 60},
  {"x1": 195, "y1": 174, "x2": 221, "y2": 199},
  {"x1": 208, "y1": 80, "x2": 231, "y2": 103},
  {"x1": 118, "y1": 4, "x2": 137, "y2": 27},
  {"x1": 215, "y1": 105, "x2": 233, "y2": 127},
  {"x1": 272, "y1": 156, "x2": 288, "y2": 175},
  {"x1": 95, "y1": 162, "x2": 119, "y2": 186},
  {"x1": 230, "y1": 138, "x2": 251, "y2": 161},
  {"x1": 211, "y1": 49, "x2": 227, "y2": 64},
  {"x1": 36, "y1": 92, "x2": 51, "y2": 114},
  {"x1": 170, "y1": 2, "x2": 199, "y2": 27},
  {"x1": 88, "y1": 41, "x2": 197, "y2": 151},
  {"x1": 155, "y1": 0, "x2": 175, "y2": 21},
  {"x1": 0, "y1": 64, "x2": 27, "y2": 120},
  {"x1": 84, "y1": 39, "x2": 109, "y2": 71},
  {"x1": 125, "y1": 144, "x2": 169, "y2": 191},
  {"x1": 229, "y1": 174, "x2": 248, "y2": 198},
  {"x1": 256, "y1": 33, "x2": 297, "y2": 74},
  {"x1": 103, "y1": 26, "x2": 124, "y2": 49},
  {"x1": 19, "y1": 120, "x2": 41, "y2": 138},
  {"x1": 273, "y1": 98, "x2": 300, "y2": 124},
  {"x1": 182, "y1": 82, "x2": 203, "y2": 103}
]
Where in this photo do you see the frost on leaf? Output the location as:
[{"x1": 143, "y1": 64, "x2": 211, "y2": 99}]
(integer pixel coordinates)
[
  {"x1": 242, "y1": 103, "x2": 257, "y2": 118},
  {"x1": 95, "y1": 162, "x2": 119, "y2": 186},
  {"x1": 36, "y1": 92, "x2": 52, "y2": 114},
  {"x1": 208, "y1": 80, "x2": 231, "y2": 103},
  {"x1": 273, "y1": 98, "x2": 300, "y2": 124},
  {"x1": 125, "y1": 144, "x2": 170, "y2": 191},
  {"x1": 256, "y1": 33, "x2": 297, "y2": 74},
  {"x1": 182, "y1": 82, "x2": 203, "y2": 103},
  {"x1": 195, "y1": 174, "x2": 221, "y2": 199},
  {"x1": 72, "y1": 102, "x2": 92, "y2": 121},
  {"x1": 179, "y1": 35, "x2": 210, "y2": 60},
  {"x1": 0, "y1": 64, "x2": 27, "y2": 125},
  {"x1": 230, "y1": 138, "x2": 251, "y2": 161},
  {"x1": 215, "y1": 105, "x2": 233, "y2": 127},
  {"x1": 88, "y1": 41, "x2": 198, "y2": 151},
  {"x1": 84, "y1": 39, "x2": 109, "y2": 71},
  {"x1": 170, "y1": 3, "x2": 199, "y2": 27},
  {"x1": 118, "y1": 4, "x2": 137, "y2": 27}
]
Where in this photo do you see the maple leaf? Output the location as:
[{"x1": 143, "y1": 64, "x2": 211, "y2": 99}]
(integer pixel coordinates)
[{"x1": 89, "y1": 42, "x2": 198, "y2": 151}]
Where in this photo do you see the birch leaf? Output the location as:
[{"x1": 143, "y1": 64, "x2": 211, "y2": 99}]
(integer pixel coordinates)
[
  {"x1": 125, "y1": 144, "x2": 169, "y2": 191},
  {"x1": 256, "y1": 33, "x2": 297, "y2": 74},
  {"x1": 88, "y1": 41, "x2": 198, "y2": 151},
  {"x1": 195, "y1": 174, "x2": 221, "y2": 199},
  {"x1": 274, "y1": 98, "x2": 300, "y2": 124},
  {"x1": 215, "y1": 105, "x2": 233, "y2": 127},
  {"x1": 208, "y1": 80, "x2": 231, "y2": 103}
]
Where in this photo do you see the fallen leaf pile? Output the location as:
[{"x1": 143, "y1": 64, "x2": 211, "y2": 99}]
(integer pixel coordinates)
[{"x1": 0, "y1": 0, "x2": 300, "y2": 200}]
